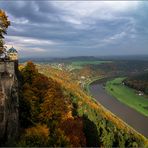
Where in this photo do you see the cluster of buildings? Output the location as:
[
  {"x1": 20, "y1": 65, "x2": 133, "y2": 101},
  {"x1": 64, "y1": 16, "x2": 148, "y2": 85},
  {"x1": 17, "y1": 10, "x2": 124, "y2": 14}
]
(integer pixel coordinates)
[
  {"x1": 6, "y1": 46, "x2": 18, "y2": 61},
  {"x1": 0, "y1": 46, "x2": 18, "y2": 75},
  {"x1": 2, "y1": 46, "x2": 18, "y2": 61}
]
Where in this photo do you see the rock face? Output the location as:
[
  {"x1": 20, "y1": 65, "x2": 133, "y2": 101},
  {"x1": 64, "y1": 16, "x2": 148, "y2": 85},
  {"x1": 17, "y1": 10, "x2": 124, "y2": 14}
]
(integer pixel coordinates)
[{"x1": 0, "y1": 61, "x2": 19, "y2": 145}]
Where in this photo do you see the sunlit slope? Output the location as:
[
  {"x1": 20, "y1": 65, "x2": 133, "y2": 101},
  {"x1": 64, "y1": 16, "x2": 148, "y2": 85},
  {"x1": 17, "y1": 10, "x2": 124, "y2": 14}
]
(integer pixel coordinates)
[{"x1": 38, "y1": 65, "x2": 148, "y2": 147}]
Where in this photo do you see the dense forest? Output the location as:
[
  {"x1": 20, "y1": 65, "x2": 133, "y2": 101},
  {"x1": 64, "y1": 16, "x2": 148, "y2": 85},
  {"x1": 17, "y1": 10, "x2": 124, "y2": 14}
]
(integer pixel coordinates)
[
  {"x1": 17, "y1": 61, "x2": 86, "y2": 147},
  {"x1": 91, "y1": 61, "x2": 148, "y2": 76},
  {"x1": 7, "y1": 61, "x2": 147, "y2": 147},
  {"x1": 124, "y1": 72, "x2": 148, "y2": 95}
]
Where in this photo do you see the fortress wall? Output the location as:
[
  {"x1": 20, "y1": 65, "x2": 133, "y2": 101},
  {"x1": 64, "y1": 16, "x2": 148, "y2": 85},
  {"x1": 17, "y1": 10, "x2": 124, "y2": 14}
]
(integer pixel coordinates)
[
  {"x1": 0, "y1": 89, "x2": 6, "y2": 141},
  {"x1": 0, "y1": 61, "x2": 19, "y2": 145},
  {"x1": 0, "y1": 61, "x2": 15, "y2": 74}
]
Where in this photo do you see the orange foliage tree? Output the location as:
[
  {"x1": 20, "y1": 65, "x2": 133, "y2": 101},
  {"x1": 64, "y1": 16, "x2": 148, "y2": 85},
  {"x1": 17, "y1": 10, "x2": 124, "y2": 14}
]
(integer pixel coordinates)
[
  {"x1": 19, "y1": 61, "x2": 87, "y2": 147},
  {"x1": 60, "y1": 117, "x2": 86, "y2": 147},
  {"x1": 0, "y1": 9, "x2": 10, "y2": 54},
  {"x1": 18, "y1": 124, "x2": 50, "y2": 147}
]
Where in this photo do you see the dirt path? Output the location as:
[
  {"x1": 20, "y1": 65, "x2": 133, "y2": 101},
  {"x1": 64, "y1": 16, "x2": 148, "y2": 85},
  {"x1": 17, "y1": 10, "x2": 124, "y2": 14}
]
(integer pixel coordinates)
[{"x1": 89, "y1": 78, "x2": 148, "y2": 138}]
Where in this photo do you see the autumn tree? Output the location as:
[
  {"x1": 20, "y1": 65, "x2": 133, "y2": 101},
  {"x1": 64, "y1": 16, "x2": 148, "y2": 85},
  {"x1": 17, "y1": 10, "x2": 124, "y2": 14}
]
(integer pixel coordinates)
[
  {"x1": 18, "y1": 62, "x2": 89, "y2": 147},
  {"x1": 0, "y1": 9, "x2": 10, "y2": 55},
  {"x1": 39, "y1": 83, "x2": 69, "y2": 125},
  {"x1": 17, "y1": 124, "x2": 50, "y2": 147},
  {"x1": 21, "y1": 61, "x2": 38, "y2": 84},
  {"x1": 60, "y1": 117, "x2": 86, "y2": 147},
  {"x1": 20, "y1": 62, "x2": 50, "y2": 126}
]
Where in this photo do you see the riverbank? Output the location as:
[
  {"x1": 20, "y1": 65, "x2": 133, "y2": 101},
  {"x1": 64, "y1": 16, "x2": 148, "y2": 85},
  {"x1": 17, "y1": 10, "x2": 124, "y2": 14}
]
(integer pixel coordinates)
[
  {"x1": 105, "y1": 77, "x2": 148, "y2": 117},
  {"x1": 89, "y1": 78, "x2": 148, "y2": 137},
  {"x1": 84, "y1": 76, "x2": 105, "y2": 95},
  {"x1": 38, "y1": 65, "x2": 148, "y2": 144}
]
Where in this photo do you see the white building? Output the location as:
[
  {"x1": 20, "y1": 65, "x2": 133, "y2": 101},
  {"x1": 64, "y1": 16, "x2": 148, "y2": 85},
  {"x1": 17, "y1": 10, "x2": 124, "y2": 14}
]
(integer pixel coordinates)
[{"x1": 7, "y1": 47, "x2": 18, "y2": 61}]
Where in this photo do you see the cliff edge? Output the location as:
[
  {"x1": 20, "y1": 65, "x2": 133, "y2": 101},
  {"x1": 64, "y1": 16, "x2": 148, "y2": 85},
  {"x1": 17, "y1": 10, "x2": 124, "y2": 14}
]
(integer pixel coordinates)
[{"x1": 0, "y1": 61, "x2": 19, "y2": 145}]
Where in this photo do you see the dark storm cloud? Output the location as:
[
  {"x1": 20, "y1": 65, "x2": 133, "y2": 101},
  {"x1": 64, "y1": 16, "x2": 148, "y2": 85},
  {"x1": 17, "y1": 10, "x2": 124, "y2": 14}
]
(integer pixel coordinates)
[
  {"x1": 1, "y1": 1, "x2": 60, "y2": 23},
  {"x1": 0, "y1": 1, "x2": 148, "y2": 57}
]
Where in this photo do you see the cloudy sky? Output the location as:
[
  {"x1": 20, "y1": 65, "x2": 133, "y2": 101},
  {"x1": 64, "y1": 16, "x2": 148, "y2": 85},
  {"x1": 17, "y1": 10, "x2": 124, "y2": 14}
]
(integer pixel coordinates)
[{"x1": 0, "y1": 1, "x2": 148, "y2": 58}]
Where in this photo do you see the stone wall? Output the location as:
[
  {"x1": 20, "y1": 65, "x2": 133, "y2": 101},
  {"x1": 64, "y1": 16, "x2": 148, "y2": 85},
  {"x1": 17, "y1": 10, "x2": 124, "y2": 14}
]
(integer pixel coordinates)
[
  {"x1": 0, "y1": 61, "x2": 19, "y2": 145},
  {"x1": 0, "y1": 61, "x2": 15, "y2": 74}
]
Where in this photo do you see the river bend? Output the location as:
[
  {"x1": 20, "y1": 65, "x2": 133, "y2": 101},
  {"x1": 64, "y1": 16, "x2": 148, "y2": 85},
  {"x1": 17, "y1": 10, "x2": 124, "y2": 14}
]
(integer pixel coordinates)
[{"x1": 89, "y1": 78, "x2": 148, "y2": 137}]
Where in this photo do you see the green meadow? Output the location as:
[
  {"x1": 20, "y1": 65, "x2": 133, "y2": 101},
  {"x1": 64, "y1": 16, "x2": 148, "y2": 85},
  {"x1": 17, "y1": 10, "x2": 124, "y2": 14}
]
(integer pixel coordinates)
[
  {"x1": 71, "y1": 60, "x2": 111, "y2": 67},
  {"x1": 67, "y1": 60, "x2": 111, "y2": 70},
  {"x1": 105, "y1": 77, "x2": 148, "y2": 117}
]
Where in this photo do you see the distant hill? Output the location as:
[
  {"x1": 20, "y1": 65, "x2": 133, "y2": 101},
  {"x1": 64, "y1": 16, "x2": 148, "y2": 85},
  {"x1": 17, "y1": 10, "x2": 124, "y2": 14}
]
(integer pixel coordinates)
[
  {"x1": 19, "y1": 55, "x2": 148, "y2": 63},
  {"x1": 19, "y1": 56, "x2": 101, "y2": 64}
]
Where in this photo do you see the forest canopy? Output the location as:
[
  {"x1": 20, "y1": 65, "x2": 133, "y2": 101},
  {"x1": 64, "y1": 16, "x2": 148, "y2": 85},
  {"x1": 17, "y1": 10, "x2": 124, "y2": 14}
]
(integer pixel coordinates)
[{"x1": 18, "y1": 61, "x2": 86, "y2": 147}]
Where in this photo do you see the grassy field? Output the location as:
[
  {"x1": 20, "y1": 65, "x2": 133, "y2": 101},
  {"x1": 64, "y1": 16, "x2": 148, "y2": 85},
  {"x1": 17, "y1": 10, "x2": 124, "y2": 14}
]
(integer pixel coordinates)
[
  {"x1": 71, "y1": 60, "x2": 111, "y2": 67},
  {"x1": 67, "y1": 64, "x2": 82, "y2": 71},
  {"x1": 105, "y1": 77, "x2": 148, "y2": 117},
  {"x1": 67, "y1": 60, "x2": 111, "y2": 71}
]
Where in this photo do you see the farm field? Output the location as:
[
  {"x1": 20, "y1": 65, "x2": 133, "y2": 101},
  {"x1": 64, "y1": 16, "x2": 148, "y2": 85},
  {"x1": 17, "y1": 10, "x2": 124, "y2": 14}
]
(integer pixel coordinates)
[
  {"x1": 105, "y1": 77, "x2": 148, "y2": 117},
  {"x1": 71, "y1": 60, "x2": 111, "y2": 68},
  {"x1": 66, "y1": 60, "x2": 112, "y2": 71}
]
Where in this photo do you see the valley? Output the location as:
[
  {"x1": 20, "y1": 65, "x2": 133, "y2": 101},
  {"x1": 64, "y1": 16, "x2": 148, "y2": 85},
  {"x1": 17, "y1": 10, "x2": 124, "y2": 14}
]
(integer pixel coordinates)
[
  {"x1": 105, "y1": 77, "x2": 148, "y2": 116},
  {"x1": 89, "y1": 78, "x2": 148, "y2": 137},
  {"x1": 36, "y1": 57, "x2": 148, "y2": 139},
  {"x1": 1, "y1": 3, "x2": 148, "y2": 147}
]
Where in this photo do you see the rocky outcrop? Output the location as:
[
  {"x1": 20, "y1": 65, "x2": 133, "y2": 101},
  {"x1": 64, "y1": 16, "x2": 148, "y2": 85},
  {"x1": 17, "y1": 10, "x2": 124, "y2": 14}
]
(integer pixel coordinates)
[{"x1": 0, "y1": 61, "x2": 19, "y2": 145}]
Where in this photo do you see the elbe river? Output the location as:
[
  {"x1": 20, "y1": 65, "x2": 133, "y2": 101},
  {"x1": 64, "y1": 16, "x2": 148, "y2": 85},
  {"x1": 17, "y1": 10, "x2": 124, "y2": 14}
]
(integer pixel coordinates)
[{"x1": 89, "y1": 78, "x2": 148, "y2": 138}]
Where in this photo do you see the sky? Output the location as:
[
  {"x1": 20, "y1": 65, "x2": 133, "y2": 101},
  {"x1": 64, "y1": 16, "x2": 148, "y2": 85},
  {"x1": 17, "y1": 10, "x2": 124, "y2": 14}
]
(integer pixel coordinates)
[{"x1": 0, "y1": 1, "x2": 148, "y2": 58}]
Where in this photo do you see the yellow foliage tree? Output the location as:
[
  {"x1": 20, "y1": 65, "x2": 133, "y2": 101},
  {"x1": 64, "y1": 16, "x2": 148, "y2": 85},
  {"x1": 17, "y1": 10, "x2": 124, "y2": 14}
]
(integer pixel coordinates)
[
  {"x1": 18, "y1": 124, "x2": 50, "y2": 147},
  {"x1": 0, "y1": 9, "x2": 10, "y2": 54}
]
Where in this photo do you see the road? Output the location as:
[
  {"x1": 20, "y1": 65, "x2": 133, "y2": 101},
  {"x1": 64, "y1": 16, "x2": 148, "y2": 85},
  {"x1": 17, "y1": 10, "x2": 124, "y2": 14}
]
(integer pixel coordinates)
[{"x1": 89, "y1": 78, "x2": 148, "y2": 138}]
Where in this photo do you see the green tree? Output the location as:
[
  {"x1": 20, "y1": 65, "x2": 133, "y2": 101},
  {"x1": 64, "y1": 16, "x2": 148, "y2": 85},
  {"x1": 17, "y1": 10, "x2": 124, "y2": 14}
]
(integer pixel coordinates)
[
  {"x1": 49, "y1": 128, "x2": 71, "y2": 147},
  {"x1": 83, "y1": 115, "x2": 99, "y2": 147}
]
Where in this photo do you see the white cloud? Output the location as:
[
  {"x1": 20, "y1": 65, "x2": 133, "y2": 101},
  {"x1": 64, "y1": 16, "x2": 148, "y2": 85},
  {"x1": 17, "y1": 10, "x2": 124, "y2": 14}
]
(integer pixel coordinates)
[
  {"x1": 6, "y1": 36, "x2": 56, "y2": 46},
  {"x1": 61, "y1": 16, "x2": 82, "y2": 25},
  {"x1": 102, "y1": 1, "x2": 139, "y2": 12},
  {"x1": 52, "y1": 1, "x2": 140, "y2": 26},
  {"x1": 8, "y1": 13, "x2": 29, "y2": 24},
  {"x1": 102, "y1": 31, "x2": 127, "y2": 44},
  {"x1": 5, "y1": 36, "x2": 59, "y2": 55}
]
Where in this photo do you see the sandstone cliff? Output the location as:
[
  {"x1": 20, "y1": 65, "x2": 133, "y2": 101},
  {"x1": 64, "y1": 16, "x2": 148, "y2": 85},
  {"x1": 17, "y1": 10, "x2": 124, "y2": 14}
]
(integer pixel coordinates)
[{"x1": 0, "y1": 61, "x2": 19, "y2": 145}]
